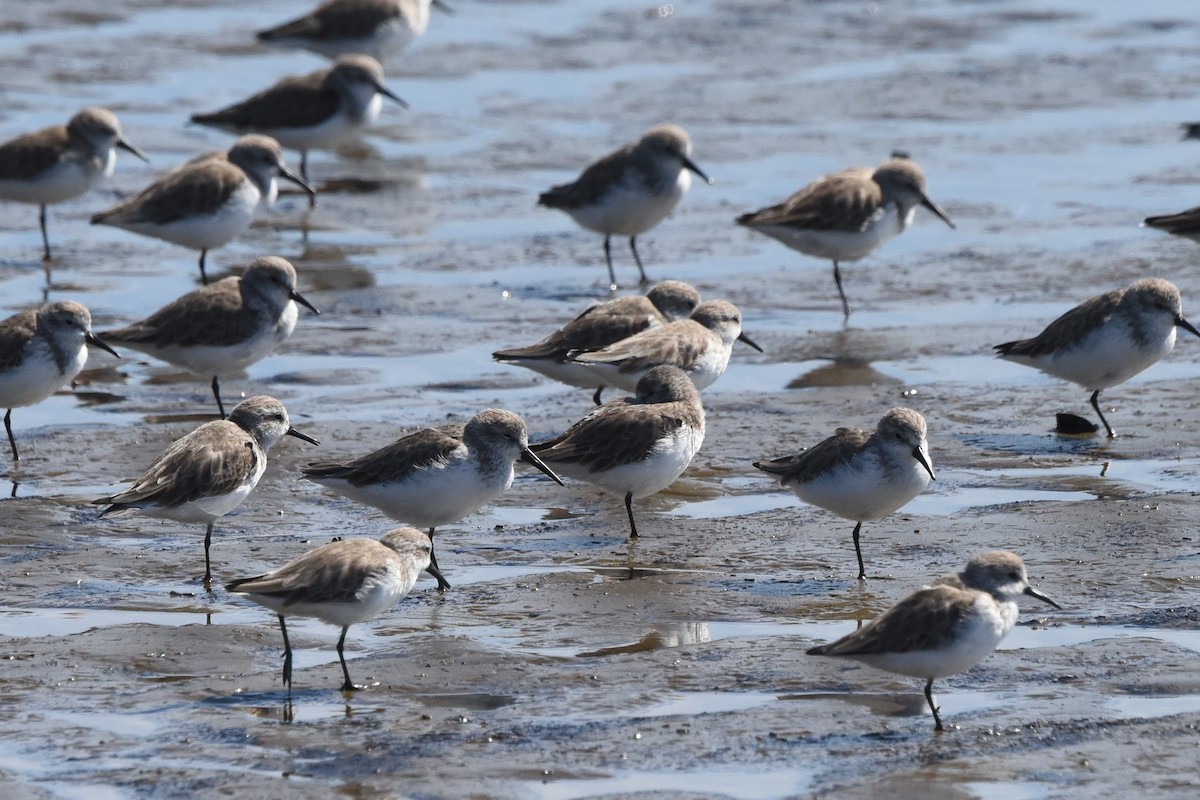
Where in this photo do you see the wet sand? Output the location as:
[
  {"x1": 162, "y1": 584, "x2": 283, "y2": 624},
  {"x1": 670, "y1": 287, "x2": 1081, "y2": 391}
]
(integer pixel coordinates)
[{"x1": 2, "y1": 0, "x2": 1200, "y2": 797}]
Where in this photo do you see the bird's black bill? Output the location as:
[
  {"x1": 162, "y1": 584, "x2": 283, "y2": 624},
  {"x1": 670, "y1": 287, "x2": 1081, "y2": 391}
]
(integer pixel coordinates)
[
  {"x1": 286, "y1": 427, "x2": 320, "y2": 446},
  {"x1": 86, "y1": 332, "x2": 120, "y2": 358},
  {"x1": 921, "y1": 193, "x2": 956, "y2": 230},
  {"x1": 1024, "y1": 585, "x2": 1061, "y2": 610},
  {"x1": 1176, "y1": 315, "x2": 1200, "y2": 339},
  {"x1": 520, "y1": 446, "x2": 565, "y2": 486},
  {"x1": 737, "y1": 331, "x2": 763, "y2": 353},
  {"x1": 912, "y1": 447, "x2": 936, "y2": 480},
  {"x1": 291, "y1": 290, "x2": 320, "y2": 315},
  {"x1": 379, "y1": 85, "x2": 410, "y2": 109},
  {"x1": 432, "y1": 0, "x2": 454, "y2": 14},
  {"x1": 279, "y1": 164, "x2": 317, "y2": 199},
  {"x1": 118, "y1": 137, "x2": 150, "y2": 163},
  {"x1": 683, "y1": 156, "x2": 714, "y2": 186}
]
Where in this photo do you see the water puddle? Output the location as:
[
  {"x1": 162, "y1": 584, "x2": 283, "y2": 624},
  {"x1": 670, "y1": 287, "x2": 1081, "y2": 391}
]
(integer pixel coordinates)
[{"x1": 526, "y1": 765, "x2": 815, "y2": 800}]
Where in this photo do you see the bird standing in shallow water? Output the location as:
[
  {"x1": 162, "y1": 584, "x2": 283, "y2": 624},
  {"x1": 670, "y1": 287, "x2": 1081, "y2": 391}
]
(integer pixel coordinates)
[
  {"x1": 994, "y1": 277, "x2": 1200, "y2": 438},
  {"x1": 0, "y1": 107, "x2": 147, "y2": 262},
  {"x1": 226, "y1": 526, "x2": 443, "y2": 693},
  {"x1": 807, "y1": 551, "x2": 1060, "y2": 732},
  {"x1": 754, "y1": 407, "x2": 934, "y2": 580},
  {"x1": 737, "y1": 154, "x2": 954, "y2": 317},
  {"x1": 539, "y1": 125, "x2": 713, "y2": 290}
]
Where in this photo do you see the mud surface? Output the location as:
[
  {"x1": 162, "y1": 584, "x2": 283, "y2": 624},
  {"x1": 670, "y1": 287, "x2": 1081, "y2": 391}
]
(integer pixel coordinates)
[{"x1": 2, "y1": 0, "x2": 1200, "y2": 798}]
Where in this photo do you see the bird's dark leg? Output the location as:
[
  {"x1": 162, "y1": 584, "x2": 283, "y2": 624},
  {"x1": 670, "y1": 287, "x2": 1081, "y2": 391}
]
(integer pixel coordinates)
[
  {"x1": 852, "y1": 521, "x2": 866, "y2": 581},
  {"x1": 4, "y1": 409, "x2": 18, "y2": 462},
  {"x1": 592, "y1": 386, "x2": 604, "y2": 406},
  {"x1": 278, "y1": 614, "x2": 293, "y2": 693},
  {"x1": 603, "y1": 235, "x2": 617, "y2": 290},
  {"x1": 211, "y1": 376, "x2": 227, "y2": 419},
  {"x1": 428, "y1": 528, "x2": 450, "y2": 591},
  {"x1": 1090, "y1": 389, "x2": 1115, "y2": 438},
  {"x1": 301, "y1": 152, "x2": 315, "y2": 209},
  {"x1": 199, "y1": 249, "x2": 209, "y2": 285},
  {"x1": 629, "y1": 236, "x2": 648, "y2": 285},
  {"x1": 337, "y1": 626, "x2": 356, "y2": 692},
  {"x1": 625, "y1": 491, "x2": 639, "y2": 539},
  {"x1": 39, "y1": 205, "x2": 51, "y2": 262},
  {"x1": 925, "y1": 677, "x2": 944, "y2": 732},
  {"x1": 833, "y1": 260, "x2": 851, "y2": 318},
  {"x1": 202, "y1": 522, "x2": 214, "y2": 588}
]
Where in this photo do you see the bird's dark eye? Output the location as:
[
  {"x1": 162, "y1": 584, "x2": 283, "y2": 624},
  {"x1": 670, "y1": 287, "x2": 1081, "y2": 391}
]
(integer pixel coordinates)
[{"x1": 1009, "y1": 571, "x2": 1021, "y2": 580}]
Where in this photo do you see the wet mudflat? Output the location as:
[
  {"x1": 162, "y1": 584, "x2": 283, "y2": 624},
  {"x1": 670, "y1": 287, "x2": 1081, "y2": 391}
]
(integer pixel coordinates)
[{"x1": 2, "y1": 0, "x2": 1200, "y2": 797}]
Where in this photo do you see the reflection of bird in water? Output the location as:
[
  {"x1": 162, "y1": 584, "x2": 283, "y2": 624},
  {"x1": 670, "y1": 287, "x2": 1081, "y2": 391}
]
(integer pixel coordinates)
[{"x1": 577, "y1": 622, "x2": 711, "y2": 658}]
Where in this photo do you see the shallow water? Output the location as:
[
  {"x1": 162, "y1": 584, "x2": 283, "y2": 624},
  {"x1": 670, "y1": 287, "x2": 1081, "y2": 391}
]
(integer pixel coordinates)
[{"x1": 4, "y1": 0, "x2": 1200, "y2": 798}]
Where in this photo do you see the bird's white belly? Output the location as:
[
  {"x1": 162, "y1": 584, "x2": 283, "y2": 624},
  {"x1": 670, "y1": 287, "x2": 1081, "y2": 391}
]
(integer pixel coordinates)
[
  {"x1": 758, "y1": 205, "x2": 906, "y2": 262},
  {"x1": 506, "y1": 358, "x2": 614, "y2": 390},
  {"x1": 0, "y1": 156, "x2": 107, "y2": 205},
  {"x1": 0, "y1": 340, "x2": 84, "y2": 408},
  {"x1": 271, "y1": 101, "x2": 374, "y2": 153},
  {"x1": 855, "y1": 598, "x2": 1013, "y2": 679},
  {"x1": 123, "y1": 182, "x2": 260, "y2": 249},
  {"x1": 791, "y1": 452, "x2": 930, "y2": 521},
  {"x1": 568, "y1": 172, "x2": 688, "y2": 237},
  {"x1": 1012, "y1": 322, "x2": 1175, "y2": 391},
  {"x1": 272, "y1": 567, "x2": 418, "y2": 627},
  {"x1": 145, "y1": 458, "x2": 265, "y2": 523},
  {"x1": 556, "y1": 423, "x2": 704, "y2": 498},
  {"x1": 313, "y1": 455, "x2": 513, "y2": 529},
  {"x1": 135, "y1": 309, "x2": 296, "y2": 376}
]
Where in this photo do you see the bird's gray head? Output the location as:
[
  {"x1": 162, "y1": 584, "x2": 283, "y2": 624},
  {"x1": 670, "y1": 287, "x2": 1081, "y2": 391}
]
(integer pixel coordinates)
[
  {"x1": 227, "y1": 395, "x2": 319, "y2": 451},
  {"x1": 465, "y1": 409, "x2": 564, "y2": 485},
  {"x1": 635, "y1": 365, "x2": 701, "y2": 405},
  {"x1": 689, "y1": 300, "x2": 761, "y2": 351},
  {"x1": 957, "y1": 551, "x2": 1061, "y2": 609},
  {"x1": 873, "y1": 156, "x2": 954, "y2": 229},
  {"x1": 37, "y1": 300, "x2": 119, "y2": 359},
  {"x1": 875, "y1": 407, "x2": 934, "y2": 480},
  {"x1": 1124, "y1": 278, "x2": 1200, "y2": 340},
  {"x1": 227, "y1": 135, "x2": 316, "y2": 200},
  {"x1": 241, "y1": 256, "x2": 319, "y2": 315},
  {"x1": 637, "y1": 124, "x2": 712, "y2": 184},
  {"x1": 68, "y1": 107, "x2": 148, "y2": 163},
  {"x1": 646, "y1": 280, "x2": 701, "y2": 321},
  {"x1": 328, "y1": 54, "x2": 408, "y2": 111},
  {"x1": 379, "y1": 526, "x2": 435, "y2": 569}
]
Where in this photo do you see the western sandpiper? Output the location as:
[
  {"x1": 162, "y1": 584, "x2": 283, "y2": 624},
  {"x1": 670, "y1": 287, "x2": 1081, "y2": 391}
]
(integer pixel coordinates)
[
  {"x1": 807, "y1": 551, "x2": 1060, "y2": 731},
  {"x1": 0, "y1": 107, "x2": 147, "y2": 262},
  {"x1": 100, "y1": 256, "x2": 319, "y2": 418},
  {"x1": 530, "y1": 365, "x2": 705, "y2": 539},
  {"x1": 492, "y1": 280, "x2": 701, "y2": 404},
  {"x1": 94, "y1": 395, "x2": 319, "y2": 585},
  {"x1": 256, "y1": 0, "x2": 452, "y2": 63},
  {"x1": 754, "y1": 407, "x2": 934, "y2": 580},
  {"x1": 301, "y1": 409, "x2": 563, "y2": 591},
  {"x1": 736, "y1": 154, "x2": 954, "y2": 317},
  {"x1": 191, "y1": 54, "x2": 407, "y2": 205},
  {"x1": 0, "y1": 301, "x2": 119, "y2": 462},
  {"x1": 226, "y1": 526, "x2": 442, "y2": 693},
  {"x1": 564, "y1": 299, "x2": 761, "y2": 394},
  {"x1": 538, "y1": 124, "x2": 713, "y2": 289},
  {"x1": 1143, "y1": 205, "x2": 1200, "y2": 241},
  {"x1": 994, "y1": 277, "x2": 1200, "y2": 438},
  {"x1": 90, "y1": 135, "x2": 315, "y2": 284}
]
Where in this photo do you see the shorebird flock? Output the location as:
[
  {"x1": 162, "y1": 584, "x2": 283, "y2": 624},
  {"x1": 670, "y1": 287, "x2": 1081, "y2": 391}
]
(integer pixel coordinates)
[{"x1": 2, "y1": 0, "x2": 1199, "y2": 731}]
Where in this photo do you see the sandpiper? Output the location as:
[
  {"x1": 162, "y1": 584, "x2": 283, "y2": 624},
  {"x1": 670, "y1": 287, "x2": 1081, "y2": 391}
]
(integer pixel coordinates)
[
  {"x1": 0, "y1": 301, "x2": 119, "y2": 463},
  {"x1": 736, "y1": 154, "x2": 954, "y2": 317},
  {"x1": 807, "y1": 551, "x2": 1060, "y2": 732},
  {"x1": 492, "y1": 280, "x2": 701, "y2": 404},
  {"x1": 530, "y1": 365, "x2": 705, "y2": 539},
  {"x1": 93, "y1": 395, "x2": 319, "y2": 585},
  {"x1": 564, "y1": 299, "x2": 761, "y2": 394},
  {"x1": 90, "y1": 135, "x2": 315, "y2": 284},
  {"x1": 754, "y1": 407, "x2": 934, "y2": 580},
  {"x1": 301, "y1": 409, "x2": 563, "y2": 591},
  {"x1": 256, "y1": 0, "x2": 452, "y2": 63},
  {"x1": 0, "y1": 108, "x2": 147, "y2": 262},
  {"x1": 1143, "y1": 205, "x2": 1200, "y2": 241},
  {"x1": 994, "y1": 278, "x2": 1200, "y2": 438},
  {"x1": 100, "y1": 256, "x2": 319, "y2": 418},
  {"x1": 538, "y1": 124, "x2": 713, "y2": 289},
  {"x1": 190, "y1": 54, "x2": 407, "y2": 204},
  {"x1": 226, "y1": 526, "x2": 442, "y2": 693}
]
